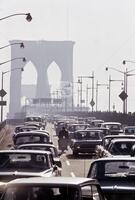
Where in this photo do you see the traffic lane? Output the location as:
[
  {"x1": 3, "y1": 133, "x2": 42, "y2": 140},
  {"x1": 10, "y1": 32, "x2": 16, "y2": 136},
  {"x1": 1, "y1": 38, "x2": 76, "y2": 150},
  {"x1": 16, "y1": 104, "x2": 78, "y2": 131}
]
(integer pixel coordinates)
[
  {"x1": 43, "y1": 123, "x2": 95, "y2": 177},
  {"x1": 60, "y1": 149, "x2": 94, "y2": 177}
]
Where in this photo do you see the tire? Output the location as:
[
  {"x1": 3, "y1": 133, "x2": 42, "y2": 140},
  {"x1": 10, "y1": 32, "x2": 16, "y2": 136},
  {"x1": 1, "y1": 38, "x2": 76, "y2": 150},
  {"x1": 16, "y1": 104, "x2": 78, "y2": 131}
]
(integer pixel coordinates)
[{"x1": 73, "y1": 150, "x2": 78, "y2": 156}]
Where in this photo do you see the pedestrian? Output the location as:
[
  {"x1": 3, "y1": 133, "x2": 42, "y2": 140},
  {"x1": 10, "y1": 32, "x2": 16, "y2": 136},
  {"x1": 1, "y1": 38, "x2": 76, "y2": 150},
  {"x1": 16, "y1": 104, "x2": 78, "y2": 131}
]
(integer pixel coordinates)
[{"x1": 58, "y1": 127, "x2": 69, "y2": 152}]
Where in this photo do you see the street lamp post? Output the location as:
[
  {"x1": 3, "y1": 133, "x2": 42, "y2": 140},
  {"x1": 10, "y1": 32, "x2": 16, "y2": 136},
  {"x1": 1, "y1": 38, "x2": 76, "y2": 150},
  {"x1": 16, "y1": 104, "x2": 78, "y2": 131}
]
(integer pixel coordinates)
[
  {"x1": 96, "y1": 81, "x2": 108, "y2": 111},
  {"x1": 108, "y1": 75, "x2": 123, "y2": 112},
  {"x1": 106, "y1": 66, "x2": 135, "y2": 114},
  {"x1": 0, "y1": 57, "x2": 25, "y2": 121},
  {"x1": 78, "y1": 72, "x2": 94, "y2": 112},
  {"x1": 78, "y1": 77, "x2": 83, "y2": 111},
  {"x1": 123, "y1": 60, "x2": 135, "y2": 113},
  {"x1": 0, "y1": 13, "x2": 32, "y2": 22}
]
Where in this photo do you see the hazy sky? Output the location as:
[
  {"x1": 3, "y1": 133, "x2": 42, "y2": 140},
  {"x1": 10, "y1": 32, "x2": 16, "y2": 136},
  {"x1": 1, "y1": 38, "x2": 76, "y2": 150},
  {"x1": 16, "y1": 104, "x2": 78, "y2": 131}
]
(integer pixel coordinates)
[{"x1": 1, "y1": 0, "x2": 135, "y2": 116}]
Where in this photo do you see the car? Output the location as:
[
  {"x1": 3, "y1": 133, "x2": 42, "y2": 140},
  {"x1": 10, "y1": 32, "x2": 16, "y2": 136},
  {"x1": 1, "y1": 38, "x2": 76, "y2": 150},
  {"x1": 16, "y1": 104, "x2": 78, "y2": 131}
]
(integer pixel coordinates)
[
  {"x1": 24, "y1": 116, "x2": 45, "y2": 129},
  {"x1": 87, "y1": 157, "x2": 135, "y2": 200},
  {"x1": 67, "y1": 123, "x2": 90, "y2": 142},
  {"x1": 17, "y1": 143, "x2": 62, "y2": 168},
  {"x1": 70, "y1": 130, "x2": 102, "y2": 156},
  {"x1": 96, "y1": 134, "x2": 135, "y2": 158},
  {"x1": 90, "y1": 119, "x2": 104, "y2": 127},
  {"x1": 101, "y1": 122, "x2": 123, "y2": 135},
  {"x1": 86, "y1": 127, "x2": 109, "y2": 138},
  {"x1": 13, "y1": 125, "x2": 40, "y2": 139},
  {"x1": 124, "y1": 126, "x2": 135, "y2": 134},
  {"x1": 0, "y1": 150, "x2": 61, "y2": 182},
  {"x1": 33, "y1": 129, "x2": 50, "y2": 135},
  {"x1": 1, "y1": 177, "x2": 106, "y2": 200},
  {"x1": 107, "y1": 138, "x2": 135, "y2": 156},
  {"x1": 14, "y1": 125, "x2": 39, "y2": 134},
  {"x1": 13, "y1": 131, "x2": 51, "y2": 147}
]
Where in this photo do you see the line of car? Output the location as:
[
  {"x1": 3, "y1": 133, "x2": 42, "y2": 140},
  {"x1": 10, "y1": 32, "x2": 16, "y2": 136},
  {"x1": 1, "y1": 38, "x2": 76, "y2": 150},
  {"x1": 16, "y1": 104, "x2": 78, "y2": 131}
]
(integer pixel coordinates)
[
  {"x1": 0, "y1": 115, "x2": 108, "y2": 200},
  {"x1": 54, "y1": 116, "x2": 135, "y2": 200},
  {"x1": 1, "y1": 114, "x2": 135, "y2": 199}
]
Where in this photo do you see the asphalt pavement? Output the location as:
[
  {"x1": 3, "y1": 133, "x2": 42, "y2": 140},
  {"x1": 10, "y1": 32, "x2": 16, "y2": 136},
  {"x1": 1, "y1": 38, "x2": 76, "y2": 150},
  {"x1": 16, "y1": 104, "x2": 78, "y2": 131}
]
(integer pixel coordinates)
[{"x1": 46, "y1": 123, "x2": 94, "y2": 177}]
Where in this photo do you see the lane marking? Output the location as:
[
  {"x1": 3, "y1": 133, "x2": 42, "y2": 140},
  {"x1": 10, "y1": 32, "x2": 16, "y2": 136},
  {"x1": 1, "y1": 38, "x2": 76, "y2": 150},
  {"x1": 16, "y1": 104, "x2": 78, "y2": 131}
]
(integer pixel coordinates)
[
  {"x1": 66, "y1": 160, "x2": 70, "y2": 166},
  {"x1": 70, "y1": 172, "x2": 75, "y2": 177}
]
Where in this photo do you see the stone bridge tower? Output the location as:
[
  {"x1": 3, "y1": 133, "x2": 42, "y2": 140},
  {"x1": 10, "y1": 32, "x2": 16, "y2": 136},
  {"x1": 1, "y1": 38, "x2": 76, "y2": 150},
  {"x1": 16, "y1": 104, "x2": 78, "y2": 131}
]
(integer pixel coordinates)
[{"x1": 9, "y1": 40, "x2": 74, "y2": 118}]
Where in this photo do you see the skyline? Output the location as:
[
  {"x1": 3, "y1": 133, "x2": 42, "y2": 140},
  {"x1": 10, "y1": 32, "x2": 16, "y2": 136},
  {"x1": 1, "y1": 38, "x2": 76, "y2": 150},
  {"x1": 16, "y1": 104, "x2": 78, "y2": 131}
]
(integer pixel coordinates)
[{"x1": 0, "y1": 0, "x2": 135, "y2": 117}]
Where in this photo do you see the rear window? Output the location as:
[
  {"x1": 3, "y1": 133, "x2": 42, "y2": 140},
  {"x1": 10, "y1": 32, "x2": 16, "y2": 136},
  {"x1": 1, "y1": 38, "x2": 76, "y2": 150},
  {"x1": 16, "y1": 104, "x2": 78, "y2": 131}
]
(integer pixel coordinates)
[
  {"x1": 90, "y1": 161, "x2": 135, "y2": 179},
  {"x1": 15, "y1": 136, "x2": 41, "y2": 145},
  {"x1": 75, "y1": 131, "x2": 101, "y2": 140},
  {"x1": 3, "y1": 186, "x2": 79, "y2": 200},
  {"x1": 0, "y1": 153, "x2": 49, "y2": 172}
]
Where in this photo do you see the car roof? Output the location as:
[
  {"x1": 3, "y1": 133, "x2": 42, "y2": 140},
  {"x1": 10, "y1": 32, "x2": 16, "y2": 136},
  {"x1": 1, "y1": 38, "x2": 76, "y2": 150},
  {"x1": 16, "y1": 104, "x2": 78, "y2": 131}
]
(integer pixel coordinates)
[
  {"x1": 102, "y1": 122, "x2": 121, "y2": 125},
  {"x1": 124, "y1": 126, "x2": 135, "y2": 128},
  {"x1": 0, "y1": 149, "x2": 52, "y2": 155},
  {"x1": 103, "y1": 134, "x2": 135, "y2": 139},
  {"x1": 110, "y1": 138, "x2": 135, "y2": 143},
  {"x1": 18, "y1": 143, "x2": 56, "y2": 148},
  {"x1": 68, "y1": 123, "x2": 89, "y2": 126},
  {"x1": 75, "y1": 129, "x2": 103, "y2": 133},
  {"x1": 14, "y1": 132, "x2": 49, "y2": 137},
  {"x1": 15, "y1": 126, "x2": 38, "y2": 130},
  {"x1": 7, "y1": 177, "x2": 98, "y2": 186},
  {"x1": 91, "y1": 157, "x2": 135, "y2": 162}
]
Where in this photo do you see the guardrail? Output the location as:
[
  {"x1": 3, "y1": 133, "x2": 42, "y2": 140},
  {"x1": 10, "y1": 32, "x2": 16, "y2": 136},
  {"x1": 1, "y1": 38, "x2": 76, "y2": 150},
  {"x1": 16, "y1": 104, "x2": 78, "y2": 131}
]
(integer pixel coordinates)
[
  {"x1": 6, "y1": 119, "x2": 24, "y2": 125},
  {"x1": 0, "y1": 120, "x2": 6, "y2": 131}
]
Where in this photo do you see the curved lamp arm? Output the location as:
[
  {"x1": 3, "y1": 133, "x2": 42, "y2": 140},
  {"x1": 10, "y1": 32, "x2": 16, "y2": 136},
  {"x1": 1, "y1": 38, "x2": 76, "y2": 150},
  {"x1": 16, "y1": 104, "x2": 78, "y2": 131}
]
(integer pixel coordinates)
[
  {"x1": 0, "y1": 57, "x2": 26, "y2": 66},
  {"x1": 0, "y1": 13, "x2": 32, "y2": 22},
  {"x1": 0, "y1": 42, "x2": 24, "y2": 50}
]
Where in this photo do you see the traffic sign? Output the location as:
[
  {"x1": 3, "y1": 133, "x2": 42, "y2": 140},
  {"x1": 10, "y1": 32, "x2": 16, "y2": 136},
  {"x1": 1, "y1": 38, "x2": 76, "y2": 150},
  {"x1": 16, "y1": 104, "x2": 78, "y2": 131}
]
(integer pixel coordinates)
[
  {"x1": 81, "y1": 100, "x2": 85, "y2": 103},
  {"x1": 119, "y1": 91, "x2": 128, "y2": 101},
  {"x1": 0, "y1": 89, "x2": 7, "y2": 97},
  {"x1": 90, "y1": 99, "x2": 95, "y2": 107},
  {"x1": 0, "y1": 101, "x2": 6, "y2": 106}
]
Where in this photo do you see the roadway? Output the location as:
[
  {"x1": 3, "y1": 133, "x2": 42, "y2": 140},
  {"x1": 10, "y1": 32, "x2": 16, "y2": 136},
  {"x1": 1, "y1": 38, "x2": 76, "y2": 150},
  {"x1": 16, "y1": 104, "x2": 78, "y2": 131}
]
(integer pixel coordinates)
[
  {"x1": 46, "y1": 122, "x2": 94, "y2": 177},
  {"x1": 0, "y1": 122, "x2": 94, "y2": 178}
]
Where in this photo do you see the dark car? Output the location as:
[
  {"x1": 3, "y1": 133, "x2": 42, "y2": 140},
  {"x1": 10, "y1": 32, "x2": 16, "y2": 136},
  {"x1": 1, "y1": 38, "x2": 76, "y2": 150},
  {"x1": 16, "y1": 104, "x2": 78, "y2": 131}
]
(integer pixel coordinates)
[
  {"x1": 124, "y1": 126, "x2": 135, "y2": 135},
  {"x1": 14, "y1": 125, "x2": 39, "y2": 134},
  {"x1": 17, "y1": 143, "x2": 62, "y2": 168},
  {"x1": 86, "y1": 127, "x2": 109, "y2": 138},
  {"x1": 87, "y1": 157, "x2": 135, "y2": 200},
  {"x1": 70, "y1": 130, "x2": 102, "y2": 156},
  {"x1": 13, "y1": 131, "x2": 51, "y2": 148},
  {"x1": 107, "y1": 138, "x2": 135, "y2": 156},
  {"x1": 0, "y1": 150, "x2": 61, "y2": 183},
  {"x1": 1, "y1": 177, "x2": 106, "y2": 200},
  {"x1": 96, "y1": 134, "x2": 135, "y2": 158},
  {"x1": 101, "y1": 122, "x2": 123, "y2": 135},
  {"x1": 13, "y1": 125, "x2": 40, "y2": 140},
  {"x1": 67, "y1": 123, "x2": 90, "y2": 145}
]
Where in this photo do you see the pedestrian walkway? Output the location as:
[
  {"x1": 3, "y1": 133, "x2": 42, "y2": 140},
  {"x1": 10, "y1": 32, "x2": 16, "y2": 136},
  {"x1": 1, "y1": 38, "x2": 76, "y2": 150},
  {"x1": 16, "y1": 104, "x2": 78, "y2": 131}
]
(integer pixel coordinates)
[{"x1": 0, "y1": 125, "x2": 14, "y2": 149}]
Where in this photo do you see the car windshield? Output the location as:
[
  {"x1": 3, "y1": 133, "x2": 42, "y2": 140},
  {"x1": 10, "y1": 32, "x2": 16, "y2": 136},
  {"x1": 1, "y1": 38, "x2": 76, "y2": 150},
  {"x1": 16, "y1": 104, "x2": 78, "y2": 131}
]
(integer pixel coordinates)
[
  {"x1": 21, "y1": 146, "x2": 57, "y2": 157},
  {"x1": 15, "y1": 135, "x2": 48, "y2": 145},
  {"x1": 25, "y1": 117, "x2": 42, "y2": 122},
  {"x1": 75, "y1": 131, "x2": 101, "y2": 140},
  {"x1": 104, "y1": 124, "x2": 121, "y2": 130},
  {"x1": 2, "y1": 186, "x2": 79, "y2": 200},
  {"x1": 125, "y1": 128, "x2": 135, "y2": 134},
  {"x1": 0, "y1": 153, "x2": 49, "y2": 172},
  {"x1": 74, "y1": 125, "x2": 87, "y2": 131},
  {"x1": 91, "y1": 161, "x2": 135, "y2": 179}
]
